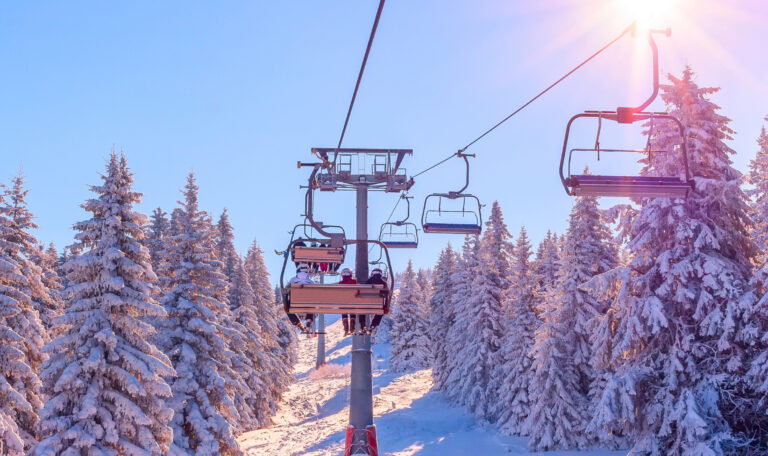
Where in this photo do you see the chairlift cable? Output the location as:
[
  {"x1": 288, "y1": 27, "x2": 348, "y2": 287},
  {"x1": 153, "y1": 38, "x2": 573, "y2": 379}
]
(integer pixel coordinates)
[
  {"x1": 334, "y1": 0, "x2": 387, "y2": 164},
  {"x1": 410, "y1": 22, "x2": 636, "y2": 179}
]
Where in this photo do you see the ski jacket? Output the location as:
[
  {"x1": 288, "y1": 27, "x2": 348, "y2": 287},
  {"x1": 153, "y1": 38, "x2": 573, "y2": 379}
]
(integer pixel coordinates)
[
  {"x1": 339, "y1": 277, "x2": 358, "y2": 284},
  {"x1": 288, "y1": 271, "x2": 314, "y2": 285},
  {"x1": 365, "y1": 275, "x2": 387, "y2": 287}
]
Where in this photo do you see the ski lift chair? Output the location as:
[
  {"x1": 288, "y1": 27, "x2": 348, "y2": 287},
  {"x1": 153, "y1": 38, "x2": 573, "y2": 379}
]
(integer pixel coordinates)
[
  {"x1": 378, "y1": 194, "x2": 419, "y2": 248},
  {"x1": 559, "y1": 111, "x2": 692, "y2": 198},
  {"x1": 287, "y1": 219, "x2": 348, "y2": 265},
  {"x1": 421, "y1": 152, "x2": 483, "y2": 235},
  {"x1": 281, "y1": 239, "x2": 394, "y2": 316},
  {"x1": 379, "y1": 222, "x2": 419, "y2": 248},
  {"x1": 559, "y1": 26, "x2": 693, "y2": 198}
]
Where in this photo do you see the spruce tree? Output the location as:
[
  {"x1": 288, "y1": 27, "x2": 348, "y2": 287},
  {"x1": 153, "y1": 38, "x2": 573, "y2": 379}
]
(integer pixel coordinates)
[
  {"x1": 227, "y1": 257, "x2": 277, "y2": 428},
  {"x1": 0, "y1": 186, "x2": 45, "y2": 454},
  {"x1": 739, "y1": 115, "x2": 768, "y2": 450},
  {"x1": 389, "y1": 261, "x2": 431, "y2": 372},
  {"x1": 455, "y1": 202, "x2": 510, "y2": 420},
  {"x1": 215, "y1": 209, "x2": 239, "y2": 280},
  {"x1": 588, "y1": 68, "x2": 761, "y2": 455},
  {"x1": 155, "y1": 173, "x2": 243, "y2": 454},
  {"x1": 494, "y1": 227, "x2": 539, "y2": 436},
  {"x1": 30, "y1": 243, "x2": 64, "y2": 333},
  {"x1": 36, "y1": 154, "x2": 175, "y2": 455},
  {"x1": 527, "y1": 193, "x2": 616, "y2": 451},
  {"x1": 145, "y1": 207, "x2": 169, "y2": 275},
  {"x1": 3, "y1": 174, "x2": 51, "y2": 365},
  {"x1": 244, "y1": 241, "x2": 294, "y2": 402},
  {"x1": 442, "y1": 235, "x2": 480, "y2": 405},
  {"x1": 533, "y1": 230, "x2": 560, "y2": 297},
  {"x1": 430, "y1": 245, "x2": 457, "y2": 391}
]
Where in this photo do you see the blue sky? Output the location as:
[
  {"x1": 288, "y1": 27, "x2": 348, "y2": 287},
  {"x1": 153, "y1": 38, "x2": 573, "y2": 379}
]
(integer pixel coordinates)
[{"x1": 1, "y1": 0, "x2": 766, "y2": 280}]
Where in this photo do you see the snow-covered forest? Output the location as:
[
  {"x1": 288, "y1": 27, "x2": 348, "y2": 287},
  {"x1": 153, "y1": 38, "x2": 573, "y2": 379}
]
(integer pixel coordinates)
[{"x1": 2, "y1": 70, "x2": 768, "y2": 455}]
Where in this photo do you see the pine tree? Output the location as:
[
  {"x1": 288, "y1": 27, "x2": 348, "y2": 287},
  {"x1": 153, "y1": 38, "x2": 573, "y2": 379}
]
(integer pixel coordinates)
[
  {"x1": 739, "y1": 115, "x2": 768, "y2": 450},
  {"x1": 145, "y1": 207, "x2": 170, "y2": 274},
  {"x1": 494, "y1": 227, "x2": 540, "y2": 436},
  {"x1": 454, "y1": 202, "x2": 510, "y2": 420},
  {"x1": 36, "y1": 154, "x2": 175, "y2": 455},
  {"x1": 588, "y1": 68, "x2": 761, "y2": 455},
  {"x1": 244, "y1": 241, "x2": 294, "y2": 403},
  {"x1": 215, "y1": 209, "x2": 239, "y2": 280},
  {"x1": 3, "y1": 175, "x2": 51, "y2": 360},
  {"x1": 533, "y1": 230, "x2": 560, "y2": 296},
  {"x1": 29, "y1": 243, "x2": 64, "y2": 333},
  {"x1": 273, "y1": 284, "x2": 298, "y2": 368},
  {"x1": 227, "y1": 257, "x2": 277, "y2": 428},
  {"x1": 430, "y1": 245, "x2": 457, "y2": 391},
  {"x1": 442, "y1": 235, "x2": 480, "y2": 405},
  {"x1": 389, "y1": 261, "x2": 432, "y2": 372},
  {"x1": 154, "y1": 173, "x2": 243, "y2": 454},
  {"x1": 0, "y1": 186, "x2": 46, "y2": 454},
  {"x1": 527, "y1": 193, "x2": 616, "y2": 451}
]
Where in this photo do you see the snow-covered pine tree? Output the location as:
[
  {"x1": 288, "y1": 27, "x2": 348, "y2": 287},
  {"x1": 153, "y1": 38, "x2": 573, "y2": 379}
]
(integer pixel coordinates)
[
  {"x1": 145, "y1": 207, "x2": 169, "y2": 275},
  {"x1": 244, "y1": 241, "x2": 294, "y2": 401},
  {"x1": 533, "y1": 230, "x2": 560, "y2": 296},
  {"x1": 527, "y1": 191, "x2": 616, "y2": 451},
  {"x1": 273, "y1": 284, "x2": 298, "y2": 368},
  {"x1": 442, "y1": 235, "x2": 479, "y2": 405},
  {"x1": 29, "y1": 242, "x2": 64, "y2": 334},
  {"x1": 215, "y1": 209, "x2": 239, "y2": 281},
  {"x1": 455, "y1": 202, "x2": 510, "y2": 421},
  {"x1": 493, "y1": 226, "x2": 539, "y2": 436},
  {"x1": 0, "y1": 184, "x2": 46, "y2": 454},
  {"x1": 154, "y1": 173, "x2": 243, "y2": 454},
  {"x1": 3, "y1": 174, "x2": 51, "y2": 362},
  {"x1": 227, "y1": 256, "x2": 277, "y2": 428},
  {"x1": 5, "y1": 174, "x2": 62, "y2": 342},
  {"x1": 36, "y1": 153, "x2": 175, "y2": 455},
  {"x1": 389, "y1": 261, "x2": 432, "y2": 372},
  {"x1": 734, "y1": 115, "x2": 768, "y2": 451},
  {"x1": 587, "y1": 68, "x2": 761, "y2": 455},
  {"x1": 430, "y1": 245, "x2": 457, "y2": 391},
  {"x1": 415, "y1": 268, "x2": 434, "y2": 359}
]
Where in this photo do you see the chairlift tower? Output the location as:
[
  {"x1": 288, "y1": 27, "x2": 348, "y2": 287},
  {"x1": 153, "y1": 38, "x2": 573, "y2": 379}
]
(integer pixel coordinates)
[{"x1": 301, "y1": 147, "x2": 413, "y2": 455}]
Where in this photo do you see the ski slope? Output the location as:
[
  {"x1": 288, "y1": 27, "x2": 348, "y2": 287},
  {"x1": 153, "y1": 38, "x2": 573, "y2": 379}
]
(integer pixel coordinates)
[{"x1": 238, "y1": 316, "x2": 626, "y2": 456}]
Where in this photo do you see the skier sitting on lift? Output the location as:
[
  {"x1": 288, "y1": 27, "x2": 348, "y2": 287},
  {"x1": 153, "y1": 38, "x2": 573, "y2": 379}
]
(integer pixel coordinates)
[
  {"x1": 318, "y1": 243, "x2": 330, "y2": 274},
  {"x1": 292, "y1": 238, "x2": 307, "y2": 267},
  {"x1": 338, "y1": 268, "x2": 357, "y2": 336},
  {"x1": 358, "y1": 267, "x2": 388, "y2": 334},
  {"x1": 287, "y1": 263, "x2": 315, "y2": 332}
]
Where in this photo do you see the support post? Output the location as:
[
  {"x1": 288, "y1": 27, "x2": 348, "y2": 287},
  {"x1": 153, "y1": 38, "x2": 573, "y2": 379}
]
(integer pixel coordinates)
[
  {"x1": 348, "y1": 184, "x2": 375, "y2": 455},
  {"x1": 316, "y1": 274, "x2": 326, "y2": 368}
]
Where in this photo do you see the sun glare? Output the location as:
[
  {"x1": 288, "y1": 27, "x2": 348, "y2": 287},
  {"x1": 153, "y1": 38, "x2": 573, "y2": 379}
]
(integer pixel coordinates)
[{"x1": 618, "y1": 0, "x2": 678, "y2": 28}]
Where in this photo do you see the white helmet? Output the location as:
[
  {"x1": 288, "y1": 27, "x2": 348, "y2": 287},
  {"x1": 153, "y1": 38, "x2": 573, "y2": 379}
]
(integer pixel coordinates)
[
  {"x1": 297, "y1": 263, "x2": 309, "y2": 272},
  {"x1": 341, "y1": 268, "x2": 353, "y2": 277},
  {"x1": 371, "y1": 267, "x2": 383, "y2": 276}
]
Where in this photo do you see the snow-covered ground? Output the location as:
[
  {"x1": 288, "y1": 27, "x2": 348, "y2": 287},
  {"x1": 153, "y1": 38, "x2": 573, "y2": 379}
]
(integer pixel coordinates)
[{"x1": 238, "y1": 316, "x2": 626, "y2": 456}]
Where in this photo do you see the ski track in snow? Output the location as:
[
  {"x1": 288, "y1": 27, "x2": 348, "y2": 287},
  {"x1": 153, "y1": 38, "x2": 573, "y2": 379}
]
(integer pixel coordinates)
[{"x1": 238, "y1": 316, "x2": 626, "y2": 456}]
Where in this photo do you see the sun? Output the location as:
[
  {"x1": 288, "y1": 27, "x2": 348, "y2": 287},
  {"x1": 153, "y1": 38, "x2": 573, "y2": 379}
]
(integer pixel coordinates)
[{"x1": 617, "y1": 0, "x2": 679, "y2": 27}]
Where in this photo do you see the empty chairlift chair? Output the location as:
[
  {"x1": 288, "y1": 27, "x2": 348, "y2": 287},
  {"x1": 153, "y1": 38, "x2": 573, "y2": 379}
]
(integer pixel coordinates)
[
  {"x1": 378, "y1": 194, "x2": 419, "y2": 248},
  {"x1": 421, "y1": 152, "x2": 483, "y2": 235},
  {"x1": 559, "y1": 111, "x2": 693, "y2": 198},
  {"x1": 379, "y1": 222, "x2": 419, "y2": 248},
  {"x1": 558, "y1": 26, "x2": 693, "y2": 198}
]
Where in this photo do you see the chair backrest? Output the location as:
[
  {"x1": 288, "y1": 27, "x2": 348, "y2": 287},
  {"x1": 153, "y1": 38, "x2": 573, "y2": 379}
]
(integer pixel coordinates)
[
  {"x1": 292, "y1": 246, "x2": 345, "y2": 264},
  {"x1": 287, "y1": 284, "x2": 388, "y2": 315}
]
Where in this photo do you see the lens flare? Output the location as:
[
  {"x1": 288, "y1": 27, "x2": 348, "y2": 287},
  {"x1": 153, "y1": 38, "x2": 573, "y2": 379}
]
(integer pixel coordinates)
[{"x1": 618, "y1": 0, "x2": 678, "y2": 28}]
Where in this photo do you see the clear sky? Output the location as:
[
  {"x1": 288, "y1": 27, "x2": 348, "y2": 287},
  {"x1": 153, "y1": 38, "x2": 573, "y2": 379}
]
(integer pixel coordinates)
[{"x1": 1, "y1": 0, "x2": 766, "y2": 281}]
